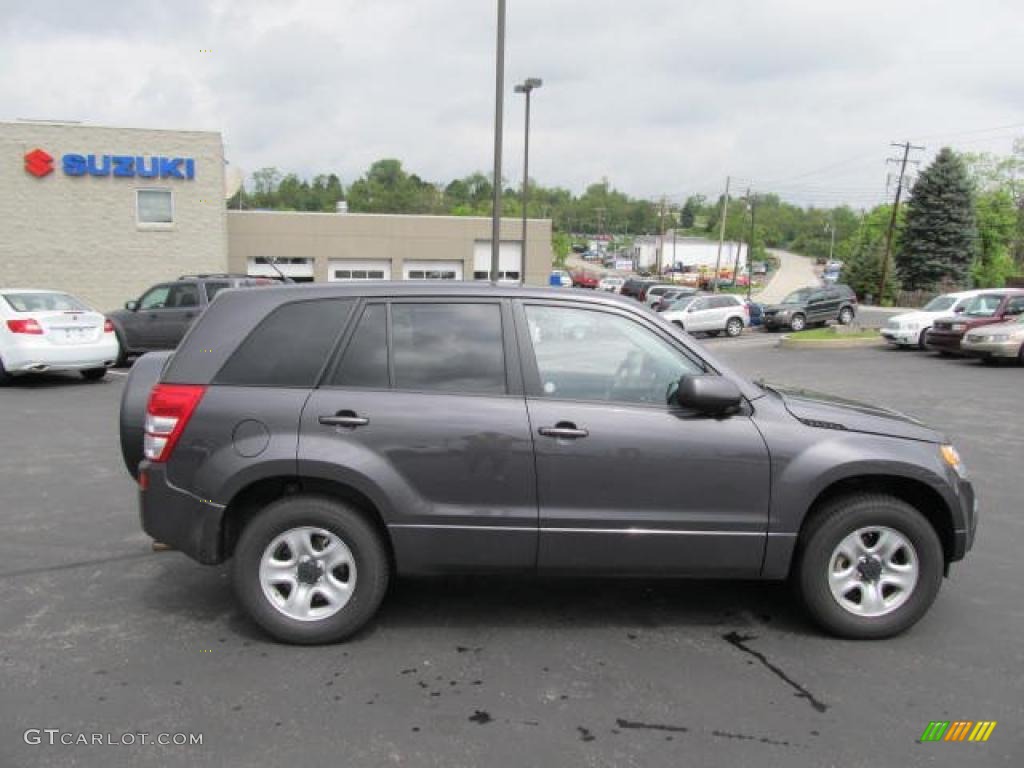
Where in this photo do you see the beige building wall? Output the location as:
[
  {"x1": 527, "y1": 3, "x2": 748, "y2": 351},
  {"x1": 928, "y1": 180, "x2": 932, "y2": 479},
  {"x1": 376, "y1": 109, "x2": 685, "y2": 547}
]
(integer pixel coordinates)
[
  {"x1": 227, "y1": 211, "x2": 553, "y2": 286},
  {"x1": 0, "y1": 121, "x2": 227, "y2": 310}
]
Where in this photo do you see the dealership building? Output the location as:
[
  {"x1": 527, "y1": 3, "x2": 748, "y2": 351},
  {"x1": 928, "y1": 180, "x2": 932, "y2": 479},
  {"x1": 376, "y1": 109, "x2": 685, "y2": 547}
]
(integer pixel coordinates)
[{"x1": 1, "y1": 121, "x2": 552, "y2": 311}]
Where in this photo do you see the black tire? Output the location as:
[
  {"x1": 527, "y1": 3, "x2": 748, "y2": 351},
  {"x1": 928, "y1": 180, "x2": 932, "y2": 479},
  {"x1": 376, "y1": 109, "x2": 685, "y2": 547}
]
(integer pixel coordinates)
[
  {"x1": 0, "y1": 356, "x2": 11, "y2": 386},
  {"x1": 80, "y1": 368, "x2": 107, "y2": 381},
  {"x1": 113, "y1": 331, "x2": 129, "y2": 367},
  {"x1": 1019, "y1": 343, "x2": 1024, "y2": 367},
  {"x1": 917, "y1": 328, "x2": 930, "y2": 350},
  {"x1": 233, "y1": 495, "x2": 390, "y2": 644},
  {"x1": 795, "y1": 493, "x2": 943, "y2": 639},
  {"x1": 790, "y1": 313, "x2": 806, "y2": 332},
  {"x1": 725, "y1": 317, "x2": 744, "y2": 337},
  {"x1": 838, "y1": 306, "x2": 855, "y2": 325}
]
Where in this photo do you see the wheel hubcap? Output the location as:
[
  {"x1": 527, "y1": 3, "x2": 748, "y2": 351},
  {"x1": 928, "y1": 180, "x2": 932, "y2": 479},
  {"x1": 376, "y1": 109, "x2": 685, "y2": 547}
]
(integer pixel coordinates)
[
  {"x1": 259, "y1": 526, "x2": 356, "y2": 621},
  {"x1": 827, "y1": 526, "x2": 918, "y2": 617}
]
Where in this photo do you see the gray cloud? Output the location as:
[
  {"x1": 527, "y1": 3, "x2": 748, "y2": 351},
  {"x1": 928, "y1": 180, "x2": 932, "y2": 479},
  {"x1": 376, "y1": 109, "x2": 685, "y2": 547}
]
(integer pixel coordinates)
[{"x1": 1, "y1": 0, "x2": 1021, "y2": 206}]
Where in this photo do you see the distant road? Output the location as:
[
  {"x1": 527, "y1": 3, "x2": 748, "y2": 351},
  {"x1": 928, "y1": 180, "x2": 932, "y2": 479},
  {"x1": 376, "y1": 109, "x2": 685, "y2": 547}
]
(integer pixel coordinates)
[{"x1": 754, "y1": 249, "x2": 820, "y2": 303}]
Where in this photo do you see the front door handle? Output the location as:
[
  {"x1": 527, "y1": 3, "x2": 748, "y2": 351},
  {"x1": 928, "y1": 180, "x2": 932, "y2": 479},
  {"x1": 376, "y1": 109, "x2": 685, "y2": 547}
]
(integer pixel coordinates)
[
  {"x1": 319, "y1": 411, "x2": 370, "y2": 428},
  {"x1": 538, "y1": 422, "x2": 589, "y2": 439}
]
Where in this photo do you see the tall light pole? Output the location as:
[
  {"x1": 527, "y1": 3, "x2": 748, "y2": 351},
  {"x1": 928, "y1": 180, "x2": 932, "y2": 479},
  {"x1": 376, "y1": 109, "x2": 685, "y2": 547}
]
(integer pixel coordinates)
[
  {"x1": 514, "y1": 77, "x2": 542, "y2": 282},
  {"x1": 490, "y1": 0, "x2": 507, "y2": 283}
]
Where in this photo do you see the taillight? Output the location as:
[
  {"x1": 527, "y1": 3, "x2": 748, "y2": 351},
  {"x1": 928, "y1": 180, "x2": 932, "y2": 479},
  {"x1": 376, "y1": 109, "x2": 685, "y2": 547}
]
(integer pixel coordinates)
[
  {"x1": 7, "y1": 318, "x2": 43, "y2": 334},
  {"x1": 143, "y1": 384, "x2": 206, "y2": 463},
  {"x1": 103, "y1": 319, "x2": 115, "y2": 334}
]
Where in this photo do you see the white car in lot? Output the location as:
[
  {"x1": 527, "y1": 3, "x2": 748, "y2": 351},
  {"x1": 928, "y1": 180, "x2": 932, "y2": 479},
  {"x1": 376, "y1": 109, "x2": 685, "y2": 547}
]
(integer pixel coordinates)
[
  {"x1": 881, "y1": 290, "x2": 986, "y2": 349},
  {"x1": 597, "y1": 276, "x2": 624, "y2": 293},
  {"x1": 0, "y1": 289, "x2": 119, "y2": 383},
  {"x1": 661, "y1": 293, "x2": 749, "y2": 337}
]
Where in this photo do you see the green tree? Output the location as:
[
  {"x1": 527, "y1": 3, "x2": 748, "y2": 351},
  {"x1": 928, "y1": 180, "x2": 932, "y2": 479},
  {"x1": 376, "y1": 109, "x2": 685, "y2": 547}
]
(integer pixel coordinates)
[
  {"x1": 839, "y1": 205, "x2": 902, "y2": 304},
  {"x1": 896, "y1": 147, "x2": 977, "y2": 290},
  {"x1": 971, "y1": 189, "x2": 1018, "y2": 287}
]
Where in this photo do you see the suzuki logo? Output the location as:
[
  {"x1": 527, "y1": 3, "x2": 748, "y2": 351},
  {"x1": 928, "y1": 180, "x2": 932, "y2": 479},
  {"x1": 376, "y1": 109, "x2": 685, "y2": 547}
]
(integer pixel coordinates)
[{"x1": 25, "y1": 148, "x2": 54, "y2": 177}]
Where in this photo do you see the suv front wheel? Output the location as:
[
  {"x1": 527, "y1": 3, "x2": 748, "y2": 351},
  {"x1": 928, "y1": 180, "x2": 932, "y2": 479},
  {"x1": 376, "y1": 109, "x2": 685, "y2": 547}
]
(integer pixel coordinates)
[
  {"x1": 838, "y1": 306, "x2": 855, "y2": 325},
  {"x1": 795, "y1": 493, "x2": 943, "y2": 639},
  {"x1": 233, "y1": 495, "x2": 390, "y2": 644}
]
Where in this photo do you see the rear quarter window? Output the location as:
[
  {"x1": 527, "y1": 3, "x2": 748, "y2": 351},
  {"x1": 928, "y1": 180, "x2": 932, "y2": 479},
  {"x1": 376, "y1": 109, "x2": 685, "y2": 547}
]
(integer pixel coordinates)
[{"x1": 214, "y1": 299, "x2": 354, "y2": 387}]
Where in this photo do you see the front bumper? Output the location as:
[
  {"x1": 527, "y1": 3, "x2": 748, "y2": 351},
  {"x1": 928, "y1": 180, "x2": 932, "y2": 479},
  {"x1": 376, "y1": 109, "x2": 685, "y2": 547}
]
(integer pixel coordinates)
[
  {"x1": 880, "y1": 327, "x2": 919, "y2": 345},
  {"x1": 960, "y1": 338, "x2": 1021, "y2": 359},
  {"x1": 762, "y1": 314, "x2": 791, "y2": 329},
  {"x1": 924, "y1": 329, "x2": 964, "y2": 353},
  {"x1": 139, "y1": 462, "x2": 225, "y2": 564},
  {"x1": 3, "y1": 336, "x2": 119, "y2": 373}
]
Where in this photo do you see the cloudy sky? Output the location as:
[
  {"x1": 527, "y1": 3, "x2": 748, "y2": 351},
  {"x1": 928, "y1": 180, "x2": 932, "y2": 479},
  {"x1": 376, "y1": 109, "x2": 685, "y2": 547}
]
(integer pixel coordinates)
[{"x1": 3, "y1": 0, "x2": 1022, "y2": 207}]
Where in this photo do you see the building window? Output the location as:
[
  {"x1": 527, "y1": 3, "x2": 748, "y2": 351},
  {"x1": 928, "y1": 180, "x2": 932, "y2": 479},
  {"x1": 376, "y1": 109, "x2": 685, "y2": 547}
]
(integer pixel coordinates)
[
  {"x1": 473, "y1": 270, "x2": 521, "y2": 281},
  {"x1": 408, "y1": 270, "x2": 457, "y2": 280},
  {"x1": 137, "y1": 189, "x2": 173, "y2": 225},
  {"x1": 334, "y1": 269, "x2": 386, "y2": 280}
]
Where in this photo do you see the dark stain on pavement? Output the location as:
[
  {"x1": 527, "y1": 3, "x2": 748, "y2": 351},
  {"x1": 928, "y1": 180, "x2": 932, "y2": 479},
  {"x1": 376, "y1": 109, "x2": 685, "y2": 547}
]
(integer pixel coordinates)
[
  {"x1": 469, "y1": 710, "x2": 493, "y2": 725},
  {"x1": 722, "y1": 631, "x2": 828, "y2": 713},
  {"x1": 615, "y1": 718, "x2": 689, "y2": 733}
]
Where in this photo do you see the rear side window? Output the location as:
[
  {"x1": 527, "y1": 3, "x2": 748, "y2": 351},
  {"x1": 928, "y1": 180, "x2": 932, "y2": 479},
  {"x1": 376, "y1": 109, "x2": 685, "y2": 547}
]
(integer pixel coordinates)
[
  {"x1": 204, "y1": 282, "x2": 230, "y2": 302},
  {"x1": 215, "y1": 299, "x2": 354, "y2": 387},
  {"x1": 331, "y1": 304, "x2": 389, "y2": 388},
  {"x1": 391, "y1": 303, "x2": 506, "y2": 394}
]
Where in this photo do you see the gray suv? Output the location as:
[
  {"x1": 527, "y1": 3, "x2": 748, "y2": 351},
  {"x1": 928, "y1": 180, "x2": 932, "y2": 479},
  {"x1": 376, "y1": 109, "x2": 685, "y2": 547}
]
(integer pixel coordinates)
[
  {"x1": 107, "y1": 274, "x2": 280, "y2": 364},
  {"x1": 763, "y1": 284, "x2": 857, "y2": 331},
  {"x1": 120, "y1": 283, "x2": 975, "y2": 644}
]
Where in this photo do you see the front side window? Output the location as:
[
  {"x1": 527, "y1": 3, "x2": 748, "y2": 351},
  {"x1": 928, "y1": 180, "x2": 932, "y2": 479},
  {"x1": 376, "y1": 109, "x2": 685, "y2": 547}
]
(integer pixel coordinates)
[
  {"x1": 524, "y1": 305, "x2": 703, "y2": 405},
  {"x1": 139, "y1": 285, "x2": 171, "y2": 310},
  {"x1": 391, "y1": 303, "x2": 506, "y2": 394},
  {"x1": 137, "y1": 189, "x2": 173, "y2": 224},
  {"x1": 215, "y1": 300, "x2": 354, "y2": 387},
  {"x1": 1004, "y1": 297, "x2": 1024, "y2": 316}
]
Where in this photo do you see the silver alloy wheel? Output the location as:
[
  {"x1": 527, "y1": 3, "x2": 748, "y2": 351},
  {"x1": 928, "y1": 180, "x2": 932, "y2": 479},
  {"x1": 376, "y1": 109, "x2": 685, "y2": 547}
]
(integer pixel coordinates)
[
  {"x1": 790, "y1": 314, "x2": 806, "y2": 331},
  {"x1": 839, "y1": 307, "x2": 854, "y2": 324},
  {"x1": 726, "y1": 318, "x2": 743, "y2": 337},
  {"x1": 828, "y1": 526, "x2": 918, "y2": 617},
  {"x1": 259, "y1": 526, "x2": 356, "y2": 622}
]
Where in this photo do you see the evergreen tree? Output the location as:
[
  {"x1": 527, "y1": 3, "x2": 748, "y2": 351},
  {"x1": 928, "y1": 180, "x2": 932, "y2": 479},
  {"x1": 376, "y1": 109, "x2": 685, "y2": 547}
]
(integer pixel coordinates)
[{"x1": 896, "y1": 147, "x2": 977, "y2": 290}]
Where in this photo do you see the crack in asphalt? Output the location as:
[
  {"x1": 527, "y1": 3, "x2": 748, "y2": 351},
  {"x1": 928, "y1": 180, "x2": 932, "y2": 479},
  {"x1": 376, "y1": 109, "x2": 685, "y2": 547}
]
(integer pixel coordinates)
[
  {"x1": 0, "y1": 552, "x2": 153, "y2": 580},
  {"x1": 722, "y1": 631, "x2": 828, "y2": 713}
]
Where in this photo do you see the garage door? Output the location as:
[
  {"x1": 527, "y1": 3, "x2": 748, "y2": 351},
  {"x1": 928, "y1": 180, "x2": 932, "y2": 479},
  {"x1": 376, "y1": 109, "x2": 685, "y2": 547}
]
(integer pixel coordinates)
[
  {"x1": 328, "y1": 260, "x2": 392, "y2": 281},
  {"x1": 403, "y1": 261, "x2": 463, "y2": 280},
  {"x1": 472, "y1": 241, "x2": 522, "y2": 282}
]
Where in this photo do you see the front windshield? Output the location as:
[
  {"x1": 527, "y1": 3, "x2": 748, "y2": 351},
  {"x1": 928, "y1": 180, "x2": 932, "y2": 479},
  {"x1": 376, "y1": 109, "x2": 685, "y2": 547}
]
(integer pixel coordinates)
[
  {"x1": 963, "y1": 295, "x2": 1002, "y2": 317},
  {"x1": 922, "y1": 295, "x2": 956, "y2": 312},
  {"x1": 781, "y1": 290, "x2": 811, "y2": 304}
]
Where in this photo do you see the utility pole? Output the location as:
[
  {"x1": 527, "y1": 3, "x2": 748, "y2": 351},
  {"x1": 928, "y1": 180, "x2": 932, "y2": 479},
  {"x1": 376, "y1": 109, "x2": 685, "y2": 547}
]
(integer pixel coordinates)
[
  {"x1": 746, "y1": 193, "x2": 757, "y2": 301},
  {"x1": 877, "y1": 141, "x2": 923, "y2": 302},
  {"x1": 713, "y1": 176, "x2": 731, "y2": 292},
  {"x1": 489, "y1": 0, "x2": 507, "y2": 283},
  {"x1": 732, "y1": 187, "x2": 750, "y2": 287},
  {"x1": 514, "y1": 78, "x2": 542, "y2": 283},
  {"x1": 658, "y1": 197, "x2": 667, "y2": 273}
]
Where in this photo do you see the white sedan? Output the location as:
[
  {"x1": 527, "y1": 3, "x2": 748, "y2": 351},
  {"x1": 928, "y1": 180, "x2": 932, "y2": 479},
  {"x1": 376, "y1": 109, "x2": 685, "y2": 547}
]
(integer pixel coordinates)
[
  {"x1": 0, "y1": 289, "x2": 120, "y2": 383},
  {"x1": 880, "y1": 290, "x2": 986, "y2": 349}
]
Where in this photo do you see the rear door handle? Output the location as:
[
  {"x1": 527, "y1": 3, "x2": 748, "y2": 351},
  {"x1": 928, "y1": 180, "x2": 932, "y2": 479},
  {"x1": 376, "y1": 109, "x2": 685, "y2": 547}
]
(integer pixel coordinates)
[
  {"x1": 538, "y1": 423, "x2": 589, "y2": 439},
  {"x1": 319, "y1": 411, "x2": 370, "y2": 428}
]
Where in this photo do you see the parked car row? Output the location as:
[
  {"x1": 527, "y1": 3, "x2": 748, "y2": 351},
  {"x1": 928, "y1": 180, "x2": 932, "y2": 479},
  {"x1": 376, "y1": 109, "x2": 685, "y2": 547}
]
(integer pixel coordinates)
[
  {"x1": 1, "y1": 274, "x2": 285, "y2": 384},
  {"x1": 884, "y1": 288, "x2": 1024, "y2": 364}
]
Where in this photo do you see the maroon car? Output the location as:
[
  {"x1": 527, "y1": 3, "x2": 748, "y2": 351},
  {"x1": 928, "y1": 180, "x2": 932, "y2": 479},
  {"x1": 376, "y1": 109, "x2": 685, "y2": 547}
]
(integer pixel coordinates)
[
  {"x1": 570, "y1": 270, "x2": 600, "y2": 289},
  {"x1": 925, "y1": 289, "x2": 1024, "y2": 354}
]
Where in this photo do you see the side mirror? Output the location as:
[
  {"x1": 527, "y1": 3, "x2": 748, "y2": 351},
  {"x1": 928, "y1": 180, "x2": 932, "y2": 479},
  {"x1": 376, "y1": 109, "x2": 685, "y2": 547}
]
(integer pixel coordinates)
[
  {"x1": 676, "y1": 374, "x2": 742, "y2": 415},
  {"x1": 953, "y1": 305, "x2": 965, "y2": 314},
  {"x1": 125, "y1": 300, "x2": 139, "y2": 311}
]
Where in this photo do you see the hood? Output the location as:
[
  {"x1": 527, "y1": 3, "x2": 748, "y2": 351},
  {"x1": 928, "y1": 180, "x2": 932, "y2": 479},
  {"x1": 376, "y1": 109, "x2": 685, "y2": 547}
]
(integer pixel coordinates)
[
  {"x1": 966, "y1": 319, "x2": 1024, "y2": 336},
  {"x1": 763, "y1": 303, "x2": 802, "y2": 312},
  {"x1": 768, "y1": 384, "x2": 944, "y2": 443},
  {"x1": 888, "y1": 310, "x2": 942, "y2": 326}
]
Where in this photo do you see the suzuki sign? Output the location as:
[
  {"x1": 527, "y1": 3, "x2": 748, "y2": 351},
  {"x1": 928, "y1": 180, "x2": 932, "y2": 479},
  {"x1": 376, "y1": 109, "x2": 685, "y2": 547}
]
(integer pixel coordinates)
[{"x1": 24, "y1": 149, "x2": 196, "y2": 180}]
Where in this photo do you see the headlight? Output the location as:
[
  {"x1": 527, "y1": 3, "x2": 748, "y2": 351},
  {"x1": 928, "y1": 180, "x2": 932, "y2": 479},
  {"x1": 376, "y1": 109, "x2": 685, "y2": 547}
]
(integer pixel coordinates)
[
  {"x1": 990, "y1": 334, "x2": 1010, "y2": 342},
  {"x1": 951, "y1": 323, "x2": 966, "y2": 331},
  {"x1": 941, "y1": 444, "x2": 967, "y2": 478}
]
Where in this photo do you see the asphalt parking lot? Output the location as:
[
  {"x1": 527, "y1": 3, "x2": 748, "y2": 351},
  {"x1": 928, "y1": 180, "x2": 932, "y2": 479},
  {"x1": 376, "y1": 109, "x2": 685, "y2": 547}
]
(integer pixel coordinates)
[{"x1": 1, "y1": 344, "x2": 1021, "y2": 767}]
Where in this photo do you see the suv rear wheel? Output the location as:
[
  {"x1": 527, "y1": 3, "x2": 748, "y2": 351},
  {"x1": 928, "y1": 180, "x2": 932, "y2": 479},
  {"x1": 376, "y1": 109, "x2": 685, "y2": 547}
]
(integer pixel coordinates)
[
  {"x1": 795, "y1": 493, "x2": 943, "y2": 639},
  {"x1": 233, "y1": 495, "x2": 390, "y2": 644},
  {"x1": 725, "y1": 317, "x2": 744, "y2": 337},
  {"x1": 838, "y1": 306, "x2": 855, "y2": 325}
]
